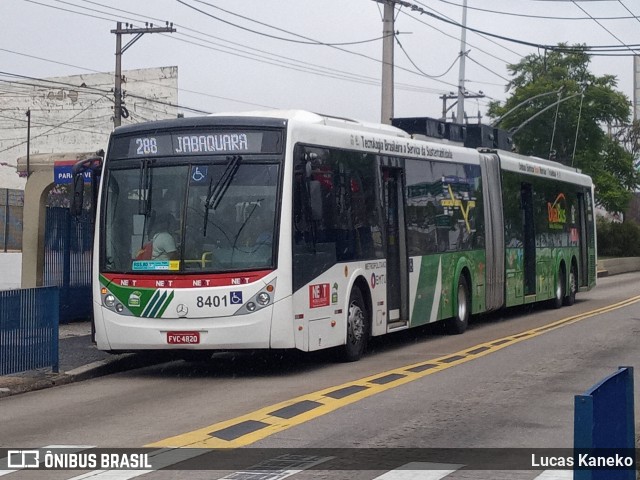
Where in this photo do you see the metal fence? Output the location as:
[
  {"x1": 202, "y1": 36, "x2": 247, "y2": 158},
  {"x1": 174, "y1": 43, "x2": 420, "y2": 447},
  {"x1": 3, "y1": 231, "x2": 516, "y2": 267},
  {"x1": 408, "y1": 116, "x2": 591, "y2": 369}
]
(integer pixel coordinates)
[
  {"x1": 43, "y1": 207, "x2": 93, "y2": 323},
  {"x1": 0, "y1": 188, "x2": 24, "y2": 252},
  {"x1": 0, "y1": 287, "x2": 59, "y2": 375}
]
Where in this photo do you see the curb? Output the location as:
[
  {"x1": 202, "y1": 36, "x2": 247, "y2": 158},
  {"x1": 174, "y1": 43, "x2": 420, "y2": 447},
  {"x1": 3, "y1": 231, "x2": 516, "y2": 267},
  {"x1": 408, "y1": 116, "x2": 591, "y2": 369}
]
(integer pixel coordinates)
[{"x1": 0, "y1": 352, "x2": 171, "y2": 398}]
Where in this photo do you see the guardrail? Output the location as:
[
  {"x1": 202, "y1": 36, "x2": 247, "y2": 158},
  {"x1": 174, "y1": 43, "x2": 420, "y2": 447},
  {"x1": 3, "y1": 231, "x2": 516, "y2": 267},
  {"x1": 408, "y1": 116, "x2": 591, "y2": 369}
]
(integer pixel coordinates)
[
  {"x1": 574, "y1": 366, "x2": 636, "y2": 480},
  {"x1": 0, "y1": 287, "x2": 59, "y2": 375}
]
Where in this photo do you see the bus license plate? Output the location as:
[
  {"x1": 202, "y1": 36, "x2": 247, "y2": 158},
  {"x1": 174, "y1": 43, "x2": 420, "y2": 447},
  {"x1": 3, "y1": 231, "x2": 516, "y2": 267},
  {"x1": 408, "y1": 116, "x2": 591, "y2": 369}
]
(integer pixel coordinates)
[{"x1": 167, "y1": 332, "x2": 200, "y2": 344}]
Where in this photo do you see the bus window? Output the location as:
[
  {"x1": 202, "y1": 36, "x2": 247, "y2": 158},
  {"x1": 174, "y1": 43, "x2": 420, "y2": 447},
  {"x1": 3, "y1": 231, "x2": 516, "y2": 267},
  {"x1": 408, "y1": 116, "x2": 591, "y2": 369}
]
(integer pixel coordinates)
[{"x1": 293, "y1": 145, "x2": 383, "y2": 291}]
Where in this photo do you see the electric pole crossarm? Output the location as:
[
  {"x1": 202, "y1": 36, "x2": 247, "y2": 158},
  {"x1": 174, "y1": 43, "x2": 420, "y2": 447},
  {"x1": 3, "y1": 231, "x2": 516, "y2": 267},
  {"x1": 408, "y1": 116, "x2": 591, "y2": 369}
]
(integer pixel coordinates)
[{"x1": 111, "y1": 22, "x2": 176, "y2": 129}]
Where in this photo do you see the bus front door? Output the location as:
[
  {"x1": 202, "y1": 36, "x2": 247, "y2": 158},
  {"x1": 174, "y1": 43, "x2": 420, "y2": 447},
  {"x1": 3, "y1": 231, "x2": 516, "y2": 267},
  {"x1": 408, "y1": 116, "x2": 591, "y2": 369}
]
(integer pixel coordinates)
[{"x1": 382, "y1": 167, "x2": 409, "y2": 327}]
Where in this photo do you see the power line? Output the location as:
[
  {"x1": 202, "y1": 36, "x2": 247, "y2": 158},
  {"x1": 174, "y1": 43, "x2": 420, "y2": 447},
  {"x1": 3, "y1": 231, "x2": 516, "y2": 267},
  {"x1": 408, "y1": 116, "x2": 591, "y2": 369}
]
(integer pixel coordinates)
[
  {"x1": 178, "y1": 0, "x2": 393, "y2": 46},
  {"x1": 70, "y1": 0, "x2": 426, "y2": 92},
  {"x1": 171, "y1": 0, "x2": 476, "y2": 93},
  {"x1": 18, "y1": 0, "x2": 450, "y2": 99},
  {"x1": 571, "y1": 1, "x2": 640, "y2": 55},
  {"x1": 466, "y1": 56, "x2": 510, "y2": 83},
  {"x1": 395, "y1": 35, "x2": 461, "y2": 78},
  {"x1": 0, "y1": 97, "x2": 104, "y2": 154},
  {"x1": 383, "y1": 0, "x2": 640, "y2": 54},
  {"x1": 412, "y1": 0, "x2": 524, "y2": 60},
  {"x1": 436, "y1": 0, "x2": 640, "y2": 21}
]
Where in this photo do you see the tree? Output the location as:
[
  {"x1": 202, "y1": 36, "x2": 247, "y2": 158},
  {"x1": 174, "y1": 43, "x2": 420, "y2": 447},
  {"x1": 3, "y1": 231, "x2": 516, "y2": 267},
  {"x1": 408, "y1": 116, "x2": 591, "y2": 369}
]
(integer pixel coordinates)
[{"x1": 488, "y1": 45, "x2": 639, "y2": 213}]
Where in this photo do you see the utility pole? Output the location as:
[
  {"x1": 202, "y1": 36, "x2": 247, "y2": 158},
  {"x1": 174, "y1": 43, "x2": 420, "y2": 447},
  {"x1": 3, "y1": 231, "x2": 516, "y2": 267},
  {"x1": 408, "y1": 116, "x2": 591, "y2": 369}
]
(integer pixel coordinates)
[
  {"x1": 25, "y1": 109, "x2": 31, "y2": 178},
  {"x1": 455, "y1": 0, "x2": 468, "y2": 124},
  {"x1": 381, "y1": 1, "x2": 395, "y2": 124},
  {"x1": 111, "y1": 22, "x2": 176, "y2": 129}
]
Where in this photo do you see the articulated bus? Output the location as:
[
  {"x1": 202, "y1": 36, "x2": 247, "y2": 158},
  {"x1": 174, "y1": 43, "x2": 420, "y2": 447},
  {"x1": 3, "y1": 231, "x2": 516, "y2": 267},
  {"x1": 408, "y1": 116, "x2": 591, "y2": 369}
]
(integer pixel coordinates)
[{"x1": 83, "y1": 110, "x2": 596, "y2": 361}]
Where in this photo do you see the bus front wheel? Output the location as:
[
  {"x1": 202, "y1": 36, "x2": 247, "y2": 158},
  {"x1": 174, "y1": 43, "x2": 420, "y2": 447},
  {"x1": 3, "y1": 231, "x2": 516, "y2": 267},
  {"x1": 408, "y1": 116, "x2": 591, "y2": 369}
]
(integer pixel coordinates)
[
  {"x1": 445, "y1": 275, "x2": 470, "y2": 335},
  {"x1": 339, "y1": 287, "x2": 369, "y2": 362}
]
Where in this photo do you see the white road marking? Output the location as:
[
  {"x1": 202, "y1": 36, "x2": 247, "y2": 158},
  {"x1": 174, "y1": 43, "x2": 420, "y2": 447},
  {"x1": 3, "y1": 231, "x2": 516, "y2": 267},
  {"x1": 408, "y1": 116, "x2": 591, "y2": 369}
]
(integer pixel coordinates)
[{"x1": 372, "y1": 462, "x2": 464, "y2": 479}]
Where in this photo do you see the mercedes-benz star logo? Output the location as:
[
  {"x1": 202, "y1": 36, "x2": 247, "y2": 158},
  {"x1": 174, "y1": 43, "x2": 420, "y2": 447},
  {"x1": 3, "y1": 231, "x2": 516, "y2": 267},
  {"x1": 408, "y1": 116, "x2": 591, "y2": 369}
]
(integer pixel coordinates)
[{"x1": 176, "y1": 304, "x2": 188, "y2": 317}]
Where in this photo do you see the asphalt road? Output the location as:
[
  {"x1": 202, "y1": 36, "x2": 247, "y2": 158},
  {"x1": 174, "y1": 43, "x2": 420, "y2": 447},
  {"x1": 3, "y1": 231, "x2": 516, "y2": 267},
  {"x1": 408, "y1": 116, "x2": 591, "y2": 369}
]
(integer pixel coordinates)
[{"x1": 1, "y1": 272, "x2": 639, "y2": 479}]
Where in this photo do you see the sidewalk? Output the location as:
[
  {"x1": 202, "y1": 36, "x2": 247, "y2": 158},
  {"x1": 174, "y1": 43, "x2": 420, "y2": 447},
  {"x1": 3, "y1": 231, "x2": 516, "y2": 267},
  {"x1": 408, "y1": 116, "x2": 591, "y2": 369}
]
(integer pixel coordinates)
[{"x1": 0, "y1": 322, "x2": 167, "y2": 398}]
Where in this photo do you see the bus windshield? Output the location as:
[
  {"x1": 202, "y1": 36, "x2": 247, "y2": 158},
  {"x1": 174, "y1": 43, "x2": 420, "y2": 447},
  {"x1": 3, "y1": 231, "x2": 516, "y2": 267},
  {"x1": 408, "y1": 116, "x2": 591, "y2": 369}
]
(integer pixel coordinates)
[{"x1": 102, "y1": 159, "x2": 280, "y2": 274}]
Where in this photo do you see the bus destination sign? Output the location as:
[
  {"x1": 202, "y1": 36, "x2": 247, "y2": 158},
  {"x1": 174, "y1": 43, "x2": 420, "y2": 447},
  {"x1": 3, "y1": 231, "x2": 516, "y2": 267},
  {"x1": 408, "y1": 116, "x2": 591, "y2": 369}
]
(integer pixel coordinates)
[{"x1": 112, "y1": 131, "x2": 278, "y2": 159}]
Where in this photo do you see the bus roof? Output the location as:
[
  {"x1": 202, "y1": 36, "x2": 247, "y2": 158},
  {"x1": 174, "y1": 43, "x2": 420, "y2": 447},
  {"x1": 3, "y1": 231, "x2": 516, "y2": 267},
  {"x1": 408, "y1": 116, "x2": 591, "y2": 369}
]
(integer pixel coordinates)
[{"x1": 208, "y1": 109, "x2": 410, "y2": 137}]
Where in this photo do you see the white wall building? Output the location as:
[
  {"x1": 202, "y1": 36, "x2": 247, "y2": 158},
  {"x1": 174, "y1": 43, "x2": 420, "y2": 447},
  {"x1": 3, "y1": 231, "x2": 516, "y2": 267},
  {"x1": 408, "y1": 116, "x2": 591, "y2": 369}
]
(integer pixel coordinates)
[{"x1": 0, "y1": 66, "x2": 178, "y2": 189}]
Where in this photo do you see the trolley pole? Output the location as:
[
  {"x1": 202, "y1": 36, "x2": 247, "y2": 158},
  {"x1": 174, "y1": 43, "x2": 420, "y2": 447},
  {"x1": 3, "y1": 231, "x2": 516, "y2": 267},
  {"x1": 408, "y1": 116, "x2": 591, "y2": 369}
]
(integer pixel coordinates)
[
  {"x1": 111, "y1": 22, "x2": 176, "y2": 128},
  {"x1": 381, "y1": 1, "x2": 395, "y2": 125}
]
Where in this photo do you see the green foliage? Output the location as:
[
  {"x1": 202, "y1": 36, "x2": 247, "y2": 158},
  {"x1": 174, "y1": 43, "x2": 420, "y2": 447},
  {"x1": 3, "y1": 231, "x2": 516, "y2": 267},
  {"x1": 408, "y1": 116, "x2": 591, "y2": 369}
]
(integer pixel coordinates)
[
  {"x1": 488, "y1": 45, "x2": 639, "y2": 213},
  {"x1": 596, "y1": 218, "x2": 640, "y2": 257}
]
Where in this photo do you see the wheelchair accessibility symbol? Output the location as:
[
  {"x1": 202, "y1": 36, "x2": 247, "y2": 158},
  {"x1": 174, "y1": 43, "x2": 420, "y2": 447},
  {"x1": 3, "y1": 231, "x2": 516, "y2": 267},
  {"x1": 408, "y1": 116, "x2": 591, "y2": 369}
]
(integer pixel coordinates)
[
  {"x1": 230, "y1": 291, "x2": 243, "y2": 305},
  {"x1": 191, "y1": 166, "x2": 208, "y2": 183}
]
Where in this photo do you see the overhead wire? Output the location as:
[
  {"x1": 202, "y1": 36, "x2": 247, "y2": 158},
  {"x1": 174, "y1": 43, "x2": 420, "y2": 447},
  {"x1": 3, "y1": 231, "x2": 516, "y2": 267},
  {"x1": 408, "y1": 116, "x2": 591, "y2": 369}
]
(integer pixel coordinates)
[
  {"x1": 395, "y1": 36, "x2": 461, "y2": 78},
  {"x1": 178, "y1": 0, "x2": 394, "y2": 46},
  {"x1": 18, "y1": 0, "x2": 449, "y2": 100},
  {"x1": 176, "y1": 0, "x2": 482, "y2": 94},
  {"x1": 0, "y1": 96, "x2": 105, "y2": 154},
  {"x1": 436, "y1": 0, "x2": 639, "y2": 21},
  {"x1": 386, "y1": 0, "x2": 640, "y2": 55},
  {"x1": 571, "y1": 1, "x2": 640, "y2": 55},
  {"x1": 413, "y1": 0, "x2": 525, "y2": 60},
  {"x1": 14, "y1": 0, "x2": 267, "y2": 111}
]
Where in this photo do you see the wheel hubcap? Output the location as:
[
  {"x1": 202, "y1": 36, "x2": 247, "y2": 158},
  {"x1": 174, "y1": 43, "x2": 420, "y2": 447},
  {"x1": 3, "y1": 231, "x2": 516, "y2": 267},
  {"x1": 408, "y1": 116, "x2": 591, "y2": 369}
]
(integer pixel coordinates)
[
  {"x1": 348, "y1": 302, "x2": 365, "y2": 344},
  {"x1": 458, "y1": 285, "x2": 467, "y2": 321},
  {"x1": 569, "y1": 271, "x2": 576, "y2": 295}
]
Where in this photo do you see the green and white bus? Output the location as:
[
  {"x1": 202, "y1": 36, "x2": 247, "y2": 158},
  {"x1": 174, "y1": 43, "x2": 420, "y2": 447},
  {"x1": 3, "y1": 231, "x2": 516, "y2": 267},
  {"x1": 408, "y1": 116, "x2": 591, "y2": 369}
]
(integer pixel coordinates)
[{"x1": 87, "y1": 110, "x2": 596, "y2": 361}]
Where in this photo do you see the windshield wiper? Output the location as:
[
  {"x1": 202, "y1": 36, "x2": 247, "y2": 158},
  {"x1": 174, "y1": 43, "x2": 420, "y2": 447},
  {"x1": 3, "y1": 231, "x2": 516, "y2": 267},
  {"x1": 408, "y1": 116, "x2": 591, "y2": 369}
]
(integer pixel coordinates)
[
  {"x1": 231, "y1": 199, "x2": 264, "y2": 258},
  {"x1": 138, "y1": 159, "x2": 153, "y2": 216},
  {"x1": 203, "y1": 155, "x2": 241, "y2": 236}
]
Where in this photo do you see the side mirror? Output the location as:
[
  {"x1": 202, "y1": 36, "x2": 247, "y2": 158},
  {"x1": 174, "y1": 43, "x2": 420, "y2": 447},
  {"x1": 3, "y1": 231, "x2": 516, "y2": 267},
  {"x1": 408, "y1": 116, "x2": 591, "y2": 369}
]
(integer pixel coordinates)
[
  {"x1": 70, "y1": 172, "x2": 84, "y2": 217},
  {"x1": 70, "y1": 155, "x2": 103, "y2": 218}
]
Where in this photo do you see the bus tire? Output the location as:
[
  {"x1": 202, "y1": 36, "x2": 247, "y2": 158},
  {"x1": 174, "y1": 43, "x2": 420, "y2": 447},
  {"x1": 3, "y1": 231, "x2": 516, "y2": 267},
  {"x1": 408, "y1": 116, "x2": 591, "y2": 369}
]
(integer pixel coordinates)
[
  {"x1": 446, "y1": 275, "x2": 470, "y2": 335},
  {"x1": 563, "y1": 265, "x2": 577, "y2": 306},
  {"x1": 552, "y1": 267, "x2": 565, "y2": 309},
  {"x1": 339, "y1": 287, "x2": 369, "y2": 362}
]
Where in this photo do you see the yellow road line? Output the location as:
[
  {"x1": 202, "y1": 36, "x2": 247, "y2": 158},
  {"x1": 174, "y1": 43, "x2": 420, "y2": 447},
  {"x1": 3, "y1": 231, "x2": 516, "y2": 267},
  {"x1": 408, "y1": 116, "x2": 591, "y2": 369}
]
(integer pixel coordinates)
[{"x1": 146, "y1": 294, "x2": 640, "y2": 449}]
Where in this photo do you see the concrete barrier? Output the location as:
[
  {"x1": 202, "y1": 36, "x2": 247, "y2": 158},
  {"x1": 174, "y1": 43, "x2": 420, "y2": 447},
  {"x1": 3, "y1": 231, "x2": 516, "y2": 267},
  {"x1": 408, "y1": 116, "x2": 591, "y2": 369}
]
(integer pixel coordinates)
[{"x1": 597, "y1": 257, "x2": 640, "y2": 278}]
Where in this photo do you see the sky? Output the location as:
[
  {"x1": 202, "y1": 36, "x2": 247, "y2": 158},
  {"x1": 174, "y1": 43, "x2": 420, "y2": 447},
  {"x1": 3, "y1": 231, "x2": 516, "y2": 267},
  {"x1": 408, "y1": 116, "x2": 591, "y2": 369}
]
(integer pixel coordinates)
[{"x1": 2, "y1": 0, "x2": 639, "y2": 128}]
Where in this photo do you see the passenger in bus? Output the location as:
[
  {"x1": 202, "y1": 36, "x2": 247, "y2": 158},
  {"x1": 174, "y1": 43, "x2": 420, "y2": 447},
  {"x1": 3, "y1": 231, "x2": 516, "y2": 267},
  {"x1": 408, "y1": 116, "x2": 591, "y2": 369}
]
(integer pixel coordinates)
[{"x1": 150, "y1": 213, "x2": 179, "y2": 260}]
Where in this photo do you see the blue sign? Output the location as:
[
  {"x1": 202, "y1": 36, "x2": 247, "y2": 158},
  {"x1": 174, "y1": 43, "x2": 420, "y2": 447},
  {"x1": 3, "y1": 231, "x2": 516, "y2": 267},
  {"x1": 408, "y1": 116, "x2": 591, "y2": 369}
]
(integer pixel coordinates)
[
  {"x1": 229, "y1": 291, "x2": 243, "y2": 305},
  {"x1": 54, "y1": 165, "x2": 91, "y2": 185},
  {"x1": 189, "y1": 166, "x2": 209, "y2": 185}
]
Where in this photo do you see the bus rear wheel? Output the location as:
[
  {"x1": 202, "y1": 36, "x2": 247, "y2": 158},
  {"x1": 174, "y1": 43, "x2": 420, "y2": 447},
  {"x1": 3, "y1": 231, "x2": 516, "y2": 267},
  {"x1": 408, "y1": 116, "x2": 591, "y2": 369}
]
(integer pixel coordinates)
[
  {"x1": 563, "y1": 265, "x2": 577, "y2": 306},
  {"x1": 552, "y1": 268, "x2": 565, "y2": 309},
  {"x1": 339, "y1": 287, "x2": 369, "y2": 362},
  {"x1": 445, "y1": 275, "x2": 470, "y2": 335}
]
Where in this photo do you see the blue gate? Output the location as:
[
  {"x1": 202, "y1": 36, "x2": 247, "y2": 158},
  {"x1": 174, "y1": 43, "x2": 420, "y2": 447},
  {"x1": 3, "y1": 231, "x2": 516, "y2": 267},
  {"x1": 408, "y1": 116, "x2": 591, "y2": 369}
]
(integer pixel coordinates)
[
  {"x1": 43, "y1": 207, "x2": 93, "y2": 323},
  {"x1": 0, "y1": 287, "x2": 59, "y2": 375}
]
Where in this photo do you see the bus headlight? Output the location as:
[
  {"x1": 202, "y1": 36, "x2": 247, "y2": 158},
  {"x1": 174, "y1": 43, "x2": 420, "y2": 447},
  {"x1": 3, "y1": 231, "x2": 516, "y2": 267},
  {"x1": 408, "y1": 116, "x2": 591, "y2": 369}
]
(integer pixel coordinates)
[
  {"x1": 104, "y1": 294, "x2": 116, "y2": 307},
  {"x1": 115, "y1": 303, "x2": 124, "y2": 313},
  {"x1": 256, "y1": 292, "x2": 270, "y2": 306},
  {"x1": 246, "y1": 302, "x2": 257, "y2": 312}
]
